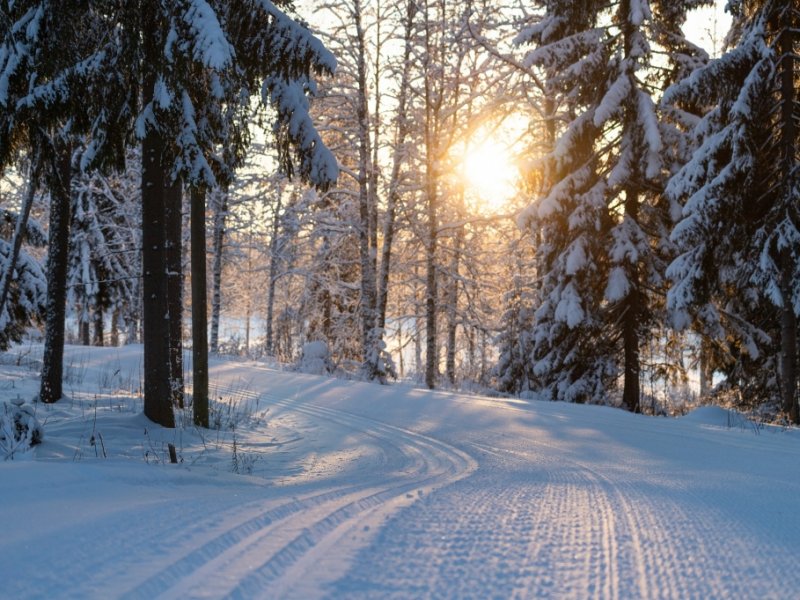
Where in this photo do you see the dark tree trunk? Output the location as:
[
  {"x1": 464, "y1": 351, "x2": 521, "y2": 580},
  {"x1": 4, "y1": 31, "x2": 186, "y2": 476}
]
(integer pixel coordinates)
[
  {"x1": 622, "y1": 186, "x2": 641, "y2": 413},
  {"x1": 166, "y1": 179, "x2": 183, "y2": 408},
  {"x1": 620, "y1": 3, "x2": 641, "y2": 414},
  {"x1": 322, "y1": 286, "x2": 332, "y2": 343},
  {"x1": 778, "y1": 6, "x2": 799, "y2": 423},
  {"x1": 141, "y1": 22, "x2": 175, "y2": 427},
  {"x1": 80, "y1": 317, "x2": 91, "y2": 346},
  {"x1": 93, "y1": 303, "x2": 104, "y2": 346},
  {"x1": 191, "y1": 186, "x2": 209, "y2": 428},
  {"x1": 424, "y1": 159, "x2": 438, "y2": 389},
  {"x1": 39, "y1": 140, "x2": 72, "y2": 404},
  {"x1": 779, "y1": 251, "x2": 797, "y2": 422}
]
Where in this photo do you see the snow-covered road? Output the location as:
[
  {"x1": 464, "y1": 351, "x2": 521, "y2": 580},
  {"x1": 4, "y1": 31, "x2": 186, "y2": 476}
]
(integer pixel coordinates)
[{"x1": 2, "y1": 346, "x2": 800, "y2": 598}]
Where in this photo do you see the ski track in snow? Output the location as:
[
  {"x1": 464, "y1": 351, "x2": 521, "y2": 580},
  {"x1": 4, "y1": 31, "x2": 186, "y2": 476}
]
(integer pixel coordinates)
[
  {"x1": 330, "y1": 410, "x2": 799, "y2": 599},
  {"x1": 108, "y1": 385, "x2": 476, "y2": 600},
  {"x1": 2, "y1": 349, "x2": 800, "y2": 599}
]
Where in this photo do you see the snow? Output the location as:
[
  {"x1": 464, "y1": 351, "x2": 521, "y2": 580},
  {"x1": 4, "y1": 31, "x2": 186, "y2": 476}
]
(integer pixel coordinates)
[
  {"x1": 183, "y1": 0, "x2": 234, "y2": 70},
  {"x1": 1, "y1": 344, "x2": 800, "y2": 598},
  {"x1": 297, "y1": 340, "x2": 331, "y2": 375},
  {"x1": 564, "y1": 240, "x2": 587, "y2": 275},
  {"x1": 593, "y1": 74, "x2": 630, "y2": 129},
  {"x1": 628, "y1": 0, "x2": 652, "y2": 27},
  {"x1": 605, "y1": 266, "x2": 630, "y2": 302},
  {"x1": 554, "y1": 281, "x2": 585, "y2": 328}
]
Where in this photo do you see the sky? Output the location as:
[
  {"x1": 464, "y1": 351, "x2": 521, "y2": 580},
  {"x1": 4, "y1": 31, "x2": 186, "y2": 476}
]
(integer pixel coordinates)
[{"x1": 685, "y1": 2, "x2": 734, "y2": 57}]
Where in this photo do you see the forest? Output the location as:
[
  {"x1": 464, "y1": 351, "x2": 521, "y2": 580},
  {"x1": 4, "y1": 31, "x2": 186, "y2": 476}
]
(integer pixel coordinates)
[{"x1": 1, "y1": 0, "x2": 798, "y2": 427}]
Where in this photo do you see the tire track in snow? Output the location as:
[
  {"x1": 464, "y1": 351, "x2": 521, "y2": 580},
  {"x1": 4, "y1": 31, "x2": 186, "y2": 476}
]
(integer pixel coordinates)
[{"x1": 122, "y1": 389, "x2": 476, "y2": 599}]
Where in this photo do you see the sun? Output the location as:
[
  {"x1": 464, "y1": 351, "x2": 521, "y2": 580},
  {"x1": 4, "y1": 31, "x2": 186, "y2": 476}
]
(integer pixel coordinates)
[{"x1": 461, "y1": 138, "x2": 519, "y2": 211}]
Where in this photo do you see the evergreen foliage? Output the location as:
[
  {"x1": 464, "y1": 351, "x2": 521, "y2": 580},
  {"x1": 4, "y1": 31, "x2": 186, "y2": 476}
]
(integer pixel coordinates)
[
  {"x1": 518, "y1": 0, "x2": 711, "y2": 407},
  {"x1": 664, "y1": 0, "x2": 800, "y2": 420}
]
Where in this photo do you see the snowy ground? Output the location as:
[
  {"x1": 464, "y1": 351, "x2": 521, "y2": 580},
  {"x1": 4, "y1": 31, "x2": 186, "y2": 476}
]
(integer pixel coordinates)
[{"x1": 1, "y1": 344, "x2": 799, "y2": 599}]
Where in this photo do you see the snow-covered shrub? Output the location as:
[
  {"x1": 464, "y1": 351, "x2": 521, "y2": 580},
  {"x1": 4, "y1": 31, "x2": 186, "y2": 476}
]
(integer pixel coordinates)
[
  {"x1": 296, "y1": 341, "x2": 332, "y2": 375},
  {"x1": 363, "y1": 336, "x2": 397, "y2": 383},
  {"x1": 0, "y1": 399, "x2": 43, "y2": 460}
]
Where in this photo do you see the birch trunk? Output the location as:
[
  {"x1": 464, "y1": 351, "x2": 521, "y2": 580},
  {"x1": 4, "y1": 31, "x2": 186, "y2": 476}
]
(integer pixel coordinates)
[
  {"x1": 265, "y1": 181, "x2": 284, "y2": 357},
  {"x1": 209, "y1": 187, "x2": 227, "y2": 354},
  {"x1": 376, "y1": 0, "x2": 416, "y2": 333},
  {"x1": 445, "y1": 226, "x2": 463, "y2": 385}
]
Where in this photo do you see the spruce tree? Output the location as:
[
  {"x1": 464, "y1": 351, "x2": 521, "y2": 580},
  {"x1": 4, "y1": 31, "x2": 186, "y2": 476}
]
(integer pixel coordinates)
[
  {"x1": 519, "y1": 0, "x2": 710, "y2": 408},
  {"x1": 665, "y1": 0, "x2": 799, "y2": 421},
  {"x1": 3, "y1": 1, "x2": 337, "y2": 425}
]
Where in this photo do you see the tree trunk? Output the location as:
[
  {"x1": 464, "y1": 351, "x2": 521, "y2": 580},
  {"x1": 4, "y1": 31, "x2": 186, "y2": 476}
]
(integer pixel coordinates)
[
  {"x1": 39, "y1": 140, "x2": 72, "y2": 404},
  {"x1": 414, "y1": 262, "x2": 423, "y2": 378},
  {"x1": 210, "y1": 187, "x2": 227, "y2": 354},
  {"x1": 480, "y1": 329, "x2": 488, "y2": 384},
  {"x1": 467, "y1": 327, "x2": 476, "y2": 382},
  {"x1": 699, "y1": 343, "x2": 710, "y2": 397},
  {"x1": 780, "y1": 248, "x2": 798, "y2": 422},
  {"x1": 0, "y1": 162, "x2": 38, "y2": 322},
  {"x1": 424, "y1": 186, "x2": 438, "y2": 390},
  {"x1": 620, "y1": 4, "x2": 641, "y2": 413},
  {"x1": 423, "y1": 122, "x2": 441, "y2": 389},
  {"x1": 397, "y1": 319, "x2": 404, "y2": 378},
  {"x1": 778, "y1": 5, "x2": 799, "y2": 424},
  {"x1": 445, "y1": 227, "x2": 463, "y2": 386},
  {"x1": 80, "y1": 317, "x2": 90, "y2": 346},
  {"x1": 422, "y1": 2, "x2": 441, "y2": 390},
  {"x1": 110, "y1": 309, "x2": 119, "y2": 347},
  {"x1": 244, "y1": 305, "x2": 250, "y2": 356},
  {"x1": 191, "y1": 186, "x2": 209, "y2": 428},
  {"x1": 265, "y1": 182, "x2": 284, "y2": 357},
  {"x1": 166, "y1": 179, "x2": 183, "y2": 408},
  {"x1": 141, "y1": 25, "x2": 175, "y2": 427},
  {"x1": 353, "y1": 0, "x2": 379, "y2": 378},
  {"x1": 93, "y1": 304, "x2": 104, "y2": 346},
  {"x1": 368, "y1": 0, "x2": 382, "y2": 273},
  {"x1": 622, "y1": 187, "x2": 641, "y2": 413},
  {"x1": 376, "y1": 0, "x2": 416, "y2": 334}
]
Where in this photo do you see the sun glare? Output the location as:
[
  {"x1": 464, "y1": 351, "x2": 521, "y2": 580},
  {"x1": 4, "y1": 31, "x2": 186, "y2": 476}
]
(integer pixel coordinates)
[{"x1": 462, "y1": 138, "x2": 519, "y2": 211}]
